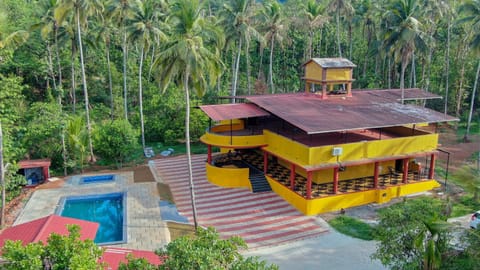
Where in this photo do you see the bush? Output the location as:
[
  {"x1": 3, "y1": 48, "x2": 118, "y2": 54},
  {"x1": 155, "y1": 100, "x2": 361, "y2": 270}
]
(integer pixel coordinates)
[{"x1": 94, "y1": 119, "x2": 140, "y2": 167}]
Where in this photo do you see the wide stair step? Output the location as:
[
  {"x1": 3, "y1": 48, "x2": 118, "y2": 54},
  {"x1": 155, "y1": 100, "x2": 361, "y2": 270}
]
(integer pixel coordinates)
[{"x1": 249, "y1": 173, "x2": 272, "y2": 193}]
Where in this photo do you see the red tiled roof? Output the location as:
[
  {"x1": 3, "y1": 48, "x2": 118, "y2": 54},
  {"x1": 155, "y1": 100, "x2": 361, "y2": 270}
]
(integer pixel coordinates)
[
  {"x1": 199, "y1": 103, "x2": 270, "y2": 121},
  {"x1": 101, "y1": 247, "x2": 163, "y2": 270},
  {"x1": 0, "y1": 215, "x2": 98, "y2": 247},
  {"x1": 247, "y1": 90, "x2": 458, "y2": 134}
]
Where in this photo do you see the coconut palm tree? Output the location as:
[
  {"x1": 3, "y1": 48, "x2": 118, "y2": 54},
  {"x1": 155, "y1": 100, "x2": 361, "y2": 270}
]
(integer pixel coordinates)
[
  {"x1": 95, "y1": 14, "x2": 116, "y2": 119},
  {"x1": 382, "y1": 0, "x2": 426, "y2": 104},
  {"x1": 127, "y1": 0, "x2": 167, "y2": 149},
  {"x1": 106, "y1": 0, "x2": 133, "y2": 121},
  {"x1": 32, "y1": 0, "x2": 64, "y2": 102},
  {"x1": 154, "y1": 0, "x2": 223, "y2": 230},
  {"x1": 261, "y1": 0, "x2": 285, "y2": 94},
  {"x1": 55, "y1": 0, "x2": 103, "y2": 162},
  {"x1": 327, "y1": 0, "x2": 354, "y2": 58},
  {"x1": 458, "y1": 0, "x2": 480, "y2": 141},
  {"x1": 303, "y1": 0, "x2": 329, "y2": 59},
  {"x1": 221, "y1": 0, "x2": 261, "y2": 101}
]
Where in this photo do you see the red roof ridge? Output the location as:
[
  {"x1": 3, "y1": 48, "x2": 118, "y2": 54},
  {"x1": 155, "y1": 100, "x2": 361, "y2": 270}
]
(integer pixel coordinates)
[{"x1": 33, "y1": 215, "x2": 55, "y2": 243}]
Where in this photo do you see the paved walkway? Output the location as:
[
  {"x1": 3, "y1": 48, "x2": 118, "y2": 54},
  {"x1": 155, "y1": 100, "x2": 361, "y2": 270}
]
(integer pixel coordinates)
[
  {"x1": 152, "y1": 155, "x2": 329, "y2": 249},
  {"x1": 15, "y1": 171, "x2": 170, "y2": 251},
  {"x1": 243, "y1": 229, "x2": 387, "y2": 270}
]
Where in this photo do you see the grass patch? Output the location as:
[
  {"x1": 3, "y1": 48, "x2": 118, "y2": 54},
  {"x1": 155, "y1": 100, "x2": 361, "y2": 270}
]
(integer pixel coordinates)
[
  {"x1": 328, "y1": 215, "x2": 375, "y2": 240},
  {"x1": 452, "y1": 196, "x2": 480, "y2": 217}
]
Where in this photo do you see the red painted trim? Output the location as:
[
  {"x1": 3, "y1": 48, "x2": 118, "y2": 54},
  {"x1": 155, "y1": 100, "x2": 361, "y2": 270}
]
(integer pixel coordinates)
[
  {"x1": 263, "y1": 152, "x2": 268, "y2": 174},
  {"x1": 429, "y1": 154, "x2": 436, "y2": 179},
  {"x1": 403, "y1": 158, "x2": 409, "y2": 184},
  {"x1": 373, "y1": 162, "x2": 379, "y2": 188},
  {"x1": 333, "y1": 168, "x2": 339, "y2": 194}
]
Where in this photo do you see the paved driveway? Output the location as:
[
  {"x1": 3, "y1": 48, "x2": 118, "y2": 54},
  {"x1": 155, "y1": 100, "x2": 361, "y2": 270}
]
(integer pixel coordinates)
[
  {"x1": 152, "y1": 155, "x2": 329, "y2": 249},
  {"x1": 243, "y1": 229, "x2": 387, "y2": 270}
]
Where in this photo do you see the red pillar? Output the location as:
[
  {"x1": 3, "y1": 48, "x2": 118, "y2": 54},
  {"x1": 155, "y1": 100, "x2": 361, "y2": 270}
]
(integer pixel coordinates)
[
  {"x1": 373, "y1": 162, "x2": 379, "y2": 188},
  {"x1": 207, "y1": 145, "x2": 212, "y2": 164},
  {"x1": 307, "y1": 171, "x2": 312, "y2": 199},
  {"x1": 403, "y1": 158, "x2": 409, "y2": 184},
  {"x1": 290, "y1": 164, "x2": 296, "y2": 190},
  {"x1": 42, "y1": 166, "x2": 49, "y2": 182},
  {"x1": 428, "y1": 154, "x2": 436, "y2": 179},
  {"x1": 263, "y1": 152, "x2": 268, "y2": 174},
  {"x1": 333, "y1": 167, "x2": 339, "y2": 194}
]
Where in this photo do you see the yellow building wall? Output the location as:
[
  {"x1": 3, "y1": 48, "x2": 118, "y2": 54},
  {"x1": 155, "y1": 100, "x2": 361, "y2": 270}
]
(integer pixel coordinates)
[
  {"x1": 200, "y1": 132, "x2": 266, "y2": 149},
  {"x1": 211, "y1": 120, "x2": 244, "y2": 133},
  {"x1": 263, "y1": 130, "x2": 310, "y2": 166},
  {"x1": 304, "y1": 62, "x2": 323, "y2": 81},
  {"x1": 304, "y1": 62, "x2": 352, "y2": 82},
  {"x1": 267, "y1": 176, "x2": 441, "y2": 215},
  {"x1": 206, "y1": 163, "x2": 251, "y2": 189},
  {"x1": 308, "y1": 133, "x2": 438, "y2": 166},
  {"x1": 326, "y1": 69, "x2": 351, "y2": 81}
]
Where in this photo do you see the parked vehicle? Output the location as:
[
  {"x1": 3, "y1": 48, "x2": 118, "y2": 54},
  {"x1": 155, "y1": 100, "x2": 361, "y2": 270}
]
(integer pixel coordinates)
[{"x1": 470, "y1": 211, "x2": 480, "y2": 229}]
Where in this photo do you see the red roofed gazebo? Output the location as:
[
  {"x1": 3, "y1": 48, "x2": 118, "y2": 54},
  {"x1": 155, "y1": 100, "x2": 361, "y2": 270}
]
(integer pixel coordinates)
[{"x1": 0, "y1": 214, "x2": 99, "y2": 246}]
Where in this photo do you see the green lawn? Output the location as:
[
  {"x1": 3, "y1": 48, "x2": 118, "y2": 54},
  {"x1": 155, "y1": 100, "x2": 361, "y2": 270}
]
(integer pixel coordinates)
[{"x1": 328, "y1": 215, "x2": 375, "y2": 240}]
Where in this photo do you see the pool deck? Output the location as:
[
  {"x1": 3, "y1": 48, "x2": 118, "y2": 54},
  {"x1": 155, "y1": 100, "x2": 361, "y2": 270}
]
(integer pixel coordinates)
[{"x1": 15, "y1": 171, "x2": 170, "y2": 251}]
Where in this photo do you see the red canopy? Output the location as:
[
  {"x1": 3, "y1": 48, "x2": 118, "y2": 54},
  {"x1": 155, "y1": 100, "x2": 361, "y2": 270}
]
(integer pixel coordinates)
[
  {"x1": 200, "y1": 103, "x2": 270, "y2": 121},
  {"x1": 0, "y1": 214, "x2": 98, "y2": 246}
]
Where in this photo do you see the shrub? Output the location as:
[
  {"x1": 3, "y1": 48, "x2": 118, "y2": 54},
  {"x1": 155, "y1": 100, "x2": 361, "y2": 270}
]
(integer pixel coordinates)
[{"x1": 94, "y1": 119, "x2": 139, "y2": 167}]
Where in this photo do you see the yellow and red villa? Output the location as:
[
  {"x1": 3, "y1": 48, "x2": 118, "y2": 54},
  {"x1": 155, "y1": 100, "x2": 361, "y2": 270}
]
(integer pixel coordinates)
[{"x1": 199, "y1": 58, "x2": 457, "y2": 215}]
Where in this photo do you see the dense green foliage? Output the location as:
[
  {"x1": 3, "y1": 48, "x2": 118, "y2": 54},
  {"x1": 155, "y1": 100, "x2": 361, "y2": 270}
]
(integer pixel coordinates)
[
  {"x1": 371, "y1": 196, "x2": 480, "y2": 270},
  {"x1": 156, "y1": 227, "x2": 278, "y2": 270},
  {"x1": 0, "y1": 0, "x2": 479, "y2": 232},
  {"x1": 1, "y1": 225, "x2": 103, "y2": 270},
  {"x1": 94, "y1": 119, "x2": 139, "y2": 167},
  {"x1": 328, "y1": 215, "x2": 374, "y2": 240}
]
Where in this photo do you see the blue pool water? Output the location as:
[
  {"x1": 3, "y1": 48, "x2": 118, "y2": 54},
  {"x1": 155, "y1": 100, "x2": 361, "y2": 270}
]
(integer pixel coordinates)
[
  {"x1": 57, "y1": 192, "x2": 126, "y2": 245},
  {"x1": 159, "y1": 200, "x2": 189, "y2": 223},
  {"x1": 80, "y1": 174, "x2": 115, "y2": 184}
]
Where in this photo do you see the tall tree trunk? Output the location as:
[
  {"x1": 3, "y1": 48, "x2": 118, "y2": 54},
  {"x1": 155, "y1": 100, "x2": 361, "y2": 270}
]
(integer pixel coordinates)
[
  {"x1": 232, "y1": 39, "x2": 242, "y2": 103},
  {"x1": 409, "y1": 51, "x2": 416, "y2": 88},
  {"x1": 139, "y1": 46, "x2": 146, "y2": 149},
  {"x1": 148, "y1": 42, "x2": 156, "y2": 79},
  {"x1": 54, "y1": 25, "x2": 62, "y2": 92},
  {"x1": 464, "y1": 60, "x2": 480, "y2": 142},
  {"x1": 269, "y1": 36, "x2": 275, "y2": 94},
  {"x1": 444, "y1": 16, "x2": 451, "y2": 116},
  {"x1": 184, "y1": 70, "x2": 198, "y2": 230},
  {"x1": 425, "y1": 47, "x2": 433, "y2": 92},
  {"x1": 46, "y1": 42, "x2": 58, "y2": 99},
  {"x1": 71, "y1": 38, "x2": 76, "y2": 113},
  {"x1": 123, "y1": 30, "x2": 128, "y2": 121},
  {"x1": 336, "y1": 9, "x2": 342, "y2": 57},
  {"x1": 0, "y1": 122, "x2": 5, "y2": 227},
  {"x1": 400, "y1": 59, "x2": 407, "y2": 104},
  {"x1": 308, "y1": 30, "x2": 313, "y2": 59},
  {"x1": 106, "y1": 41, "x2": 114, "y2": 120},
  {"x1": 76, "y1": 10, "x2": 95, "y2": 163},
  {"x1": 348, "y1": 22, "x2": 353, "y2": 59},
  {"x1": 257, "y1": 44, "x2": 264, "y2": 79},
  {"x1": 318, "y1": 27, "x2": 323, "y2": 57},
  {"x1": 455, "y1": 43, "x2": 468, "y2": 120},
  {"x1": 246, "y1": 43, "x2": 251, "y2": 95},
  {"x1": 388, "y1": 56, "x2": 392, "y2": 89}
]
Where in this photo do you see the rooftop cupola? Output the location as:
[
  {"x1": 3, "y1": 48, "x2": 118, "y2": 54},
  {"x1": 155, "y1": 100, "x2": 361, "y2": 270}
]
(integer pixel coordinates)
[{"x1": 302, "y1": 58, "x2": 356, "y2": 99}]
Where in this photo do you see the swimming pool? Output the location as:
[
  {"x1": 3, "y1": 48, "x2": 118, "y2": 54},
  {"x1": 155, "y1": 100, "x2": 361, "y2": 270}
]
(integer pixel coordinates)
[
  {"x1": 56, "y1": 192, "x2": 127, "y2": 245},
  {"x1": 159, "y1": 200, "x2": 189, "y2": 223},
  {"x1": 80, "y1": 174, "x2": 116, "y2": 184}
]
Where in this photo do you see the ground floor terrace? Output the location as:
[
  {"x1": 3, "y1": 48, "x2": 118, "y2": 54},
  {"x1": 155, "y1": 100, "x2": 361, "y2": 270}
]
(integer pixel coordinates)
[{"x1": 206, "y1": 150, "x2": 441, "y2": 215}]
